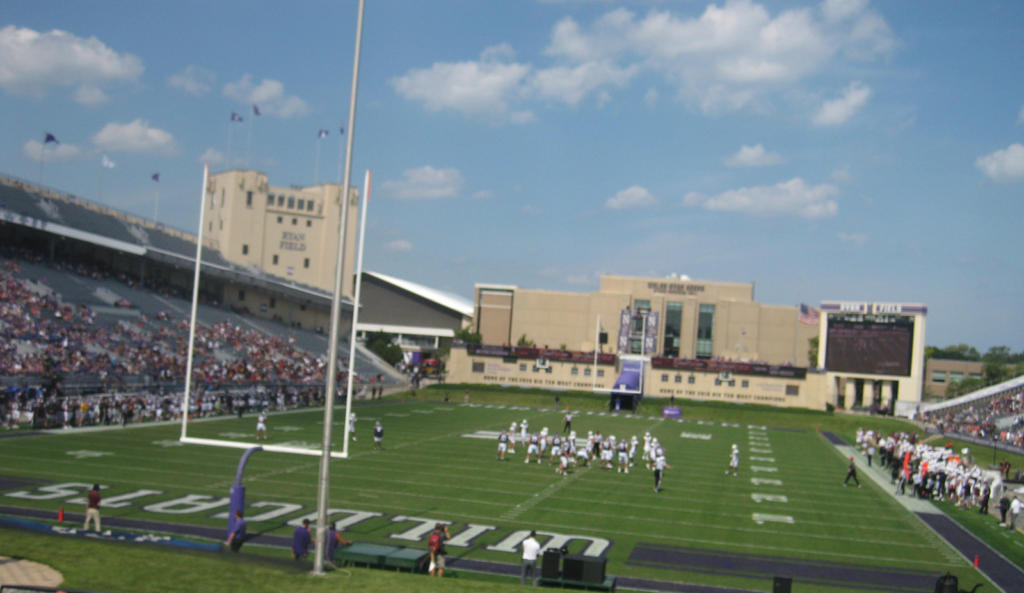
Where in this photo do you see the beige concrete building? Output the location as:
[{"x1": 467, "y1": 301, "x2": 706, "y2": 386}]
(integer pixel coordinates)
[
  {"x1": 924, "y1": 359, "x2": 985, "y2": 399},
  {"x1": 204, "y1": 169, "x2": 359, "y2": 297},
  {"x1": 475, "y1": 275, "x2": 818, "y2": 366}
]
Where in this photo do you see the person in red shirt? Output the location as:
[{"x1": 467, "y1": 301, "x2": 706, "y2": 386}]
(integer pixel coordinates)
[{"x1": 85, "y1": 484, "x2": 101, "y2": 531}]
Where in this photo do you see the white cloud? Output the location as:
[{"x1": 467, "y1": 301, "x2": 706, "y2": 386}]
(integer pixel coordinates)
[
  {"x1": 92, "y1": 120, "x2": 178, "y2": 155},
  {"x1": 530, "y1": 61, "x2": 638, "y2": 105},
  {"x1": 385, "y1": 239, "x2": 413, "y2": 252},
  {"x1": 73, "y1": 85, "x2": 108, "y2": 106},
  {"x1": 813, "y1": 81, "x2": 871, "y2": 126},
  {"x1": 381, "y1": 166, "x2": 464, "y2": 199},
  {"x1": 837, "y1": 232, "x2": 867, "y2": 245},
  {"x1": 522, "y1": 205, "x2": 543, "y2": 215},
  {"x1": 198, "y1": 148, "x2": 225, "y2": 165},
  {"x1": 606, "y1": 186, "x2": 657, "y2": 209},
  {"x1": 168, "y1": 65, "x2": 215, "y2": 97},
  {"x1": 724, "y1": 144, "x2": 786, "y2": 167},
  {"x1": 831, "y1": 166, "x2": 852, "y2": 183},
  {"x1": 975, "y1": 143, "x2": 1024, "y2": 182},
  {"x1": 23, "y1": 139, "x2": 82, "y2": 162},
  {"x1": 683, "y1": 177, "x2": 838, "y2": 218},
  {"x1": 0, "y1": 25, "x2": 143, "y2": 103},
  {"x1": 644, "y1": 87, "x2": 659, "y2": 108},
  {"x1": 223, "y1": 74, "x2": 309, "y2": 118}
]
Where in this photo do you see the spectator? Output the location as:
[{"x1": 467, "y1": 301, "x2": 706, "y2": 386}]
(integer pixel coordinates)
[
  {"x1": 292, "y1": 519, "x2": 313, "y2": 561},
  {"x1": 428, "y1": 523, "x2": 450, "y2": 577},
  {"x1": 225, "y1": 510, "x2": 247, "y2": 552},
  {"x1": 521, "y1": 530, "x2": 541, "y2": 586},
  {"x1": 84, "y1": 484, "x2": 101, "y2": 531},
  {"x1": 325, "y1": 520, "x2": 352, "y2": 566}
]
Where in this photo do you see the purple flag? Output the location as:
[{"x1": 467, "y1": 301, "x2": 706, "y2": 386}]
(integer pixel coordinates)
[
  {"x1": 151, "y1": 173, "x2": 160, "y2": 182},
  {"x1": 340, "y1": 127, "x2": 345, "y2": 135},
  {"x1": 44, "y1": 133, "x2": 59, "y2": 144},
  {"x1": 252, "y1": 104, "x2": 261, "y2": 116},
  {"x1": 231, "y1": 112, "x2": 243, "y2": 122},
  {"x1": 318, "y1": 129, "x2": 328, "y2": 139}
]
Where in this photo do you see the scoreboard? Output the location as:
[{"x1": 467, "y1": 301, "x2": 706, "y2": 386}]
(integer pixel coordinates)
[{"x1": 825, "y1": 313, "x2": 915, "y2": 376}]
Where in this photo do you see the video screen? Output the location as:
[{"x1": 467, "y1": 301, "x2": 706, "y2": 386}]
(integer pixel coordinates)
[{"x1": 825, "y1": 315, "x2": 914, "y2": 376}]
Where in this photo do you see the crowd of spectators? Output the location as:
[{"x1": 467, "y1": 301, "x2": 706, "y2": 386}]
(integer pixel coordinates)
[{"x1": 920, "y1": 387, "x2": 1024, "y2": 448}]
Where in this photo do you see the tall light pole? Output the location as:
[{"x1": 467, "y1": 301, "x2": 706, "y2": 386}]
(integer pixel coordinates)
[{"x1": 312, "y1": 0, "x2": 366, "y2": 576}]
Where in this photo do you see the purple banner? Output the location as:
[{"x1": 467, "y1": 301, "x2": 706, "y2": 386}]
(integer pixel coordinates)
[
  {"x1": 644, "y1": 311, "x2": 659, "y2": 354},
  {"x1": 617, "y1": 308, "x2": 631, "y2": 353},
  {"x1": 662, "y1": 406, "x2": 682, "y2": 419}
]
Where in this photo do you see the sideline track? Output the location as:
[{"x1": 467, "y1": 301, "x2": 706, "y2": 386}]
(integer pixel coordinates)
[{"x1": 822, "y1": 431, "x2": 1024, "y2": 593}]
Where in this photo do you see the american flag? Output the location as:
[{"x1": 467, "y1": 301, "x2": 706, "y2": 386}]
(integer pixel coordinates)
[
  {"x1": 799, "y1": 303, "x2": 819, "y2": 325},
  {"x1": 318, "y1": 129, "x2": 329, "y2": 138},
  {"x1": 231, "y1": 112, "x2": 243, "y2": 122},
  {"x1": 252, "y1": 104, "x2": 261, "y2": 116}
]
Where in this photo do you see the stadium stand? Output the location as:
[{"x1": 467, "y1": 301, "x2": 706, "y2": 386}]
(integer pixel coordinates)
[{"x1": 919, "y1": 376, "x2": 1024, "y2": 450}]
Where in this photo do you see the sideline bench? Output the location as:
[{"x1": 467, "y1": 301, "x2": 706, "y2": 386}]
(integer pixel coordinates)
[
  {"x1": 539, "y1": 576, "x2": 617, "y2": 591},
  {"x1": 333, "y1": 542, "x2": 430, "y2": 572}
]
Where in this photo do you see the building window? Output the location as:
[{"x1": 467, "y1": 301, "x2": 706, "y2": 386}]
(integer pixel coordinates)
[
  {"x1": 299, "y1": 305, "x2": 307, "y2": 311},
  {"x1": 221, "y1": 189, "x2": 225, "y2": 206},
  {"x1": 306, "y1": 220, "x2": 312, "y2": 227},
  {"x1": 584, "y1": 368, "x2": 591, "y2": 376},
  {"x1": 931, "y1": 371, "x2": 946, "y2": 383},
  {"x1": 219, "y1": 220, "x2": 223, "y2": 230},
  {"x1": 715, "y1": 378, "x2": 722, "y2": 386},
  {"x1": 674, "y1": 375, "x2": 682, "y2": 383},
  {"x1": 697, "y1": 304, "x2": 715, "y2": 358},
  {"x1": 272, "y1": 255, "x2": 278, "y2": 265},
  {"x1": 950, "y1": 372, "x2": 964, "y2": 382},
  {"x1": 209, "y1": 222, "x2": 212, "y2": 232},
  {"x1": 545, "y1": 367, "x2": 552, "y2": 374},
  {"x1": 246, "y1": 191, "x2": 253, "y2": 207},
  {"x1": 661, "y1": 374, "x2": 669, "y2": 382},
  {"x1": 292, "y1": 218, "x2": 297, "y2": 225},
  {"x1": 597, "y1": 370, "x2": 604, "y2": 378},
  {"x1": 297, "y1": 199, "x2": 305, "y2": 210},
  {"x1": 307, "y1": 201, "x2": 314, "y2": 211},
  {"x1": 741, "y1": 380, "x2": 749, "y2": 388},
  {"x1": 785, "y1": 385, "x2": 799, "y2": 396},
  {"x1": 664, "y1": 302, "x2": 683, "y2": 357},
  {"x1": 688, "y1": 376, "x2": 695, "y2": 384},
  {"x1": 238, "y1": 290, "x2": 245, "y2": 301},
  {"x1": 242, "y1": 245, "x2": 248, "y2": 255},
  {"x1": 277, "y1": 216, "x2": 283, "y2": 223},
  {"x1": 728, "y1": 380, "x2": 736, "y2": 387},
  {"x1": 472, "y1": 362, "x2": 485, "y2": 373},
  {"x1": 278, "y1": 195, "x2": 285, "y2": 207},
  {"x1": 269, "y1": 298, "x2": 276, "y2": 309},
  {"x1": 287, "y1": 196, "x2": 295, "y2": 209},
  {"x1": 572, "y1": 368, "x2": 579, "y2": 376},
  {"x1": 520, "y1": 364, "x2": 527, "y2": 372},
  {"x1": 287, "y1": 266, "x2": 294, "y2": 275},
  {"x1": 533, "y1": 365, "x2": 540, "y2": 373},
  {"x1": 267, "y1": 194, "x2": 275, "y2": 206},
  {"x1": 304, "y1": 258, "x2": 310, "y2": 268}
]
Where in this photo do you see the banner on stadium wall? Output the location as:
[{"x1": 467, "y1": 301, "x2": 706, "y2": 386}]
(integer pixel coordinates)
[
  {"x1": 644, "y1": 311, "x2": 659, "y2": 354},
  {"x1": 617, "y1": 308, "x2": 631, "y2": 353},
  {"x1": 468, "y1": 344, "x2": 615, "y2": 365},
  {"x1": 649, "y1": 357, "x2": 808, "y2": 379},
  {"x1": 467, "y1": 345, "x2": 516, "y2": 357}
]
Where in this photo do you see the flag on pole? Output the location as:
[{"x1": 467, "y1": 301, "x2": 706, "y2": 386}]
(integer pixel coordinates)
[
  {"x1": 798, "y1": 304, "x2": 819, "y2": 325},
  {"x1": 231, "y1": 112, "x2": 243, "y2": 122},
  {"x1": 102, "y1": 155, "x2": 116, "y2": 169},
  {"x1": 318, "y1": 129, "x2": 329, "y2": 138},
  {"x1": 151, "y1": 173, "x2": 160, "y2": 182},
  {"x1": 340, "y1": 127, "x2": 345, "y2": 135},
  {"x1": 44, "y1": 133, "x2": 59, "y2": 144},
  {"x1": 252, "y1": 104, "x2": 261, "y2": 116}
]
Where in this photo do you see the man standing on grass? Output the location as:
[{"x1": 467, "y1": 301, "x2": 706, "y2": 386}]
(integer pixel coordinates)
[
  {"x1": 521, "y1": 530, "x2": 541, "y2": 586},
  {"x1": 498, "y1": 429, "x2": 509, "y2": 461},
  {"x1": 292, "y1": 519, "x2": 313, "y2": 561},
  {"x1": 844, "y1": 457, "x2": 861, "y2": 487},
  {"x1": 1010, "y1": 496, "x2": 1022, "y2": 531},
  {"x1": 325, "y1": 520, "x2": 352, "y2": 566},
  {"x1": 225, "y1": 510, "x2": 247, "y2": 552},
  {"x1": 84, "y1": 484, "x2": 101, "y2": 531},
  {"x1": 256, "y1": 409, "x2": 267, "y2": 440},
  {"x1": 999, "y1": 491, "x2": 1011, "y2": 526},
  {"x1": 562, "y1": 409, "x2": 572, "y2": 434},
  {"x1": 428, "y1": 523, "x2": 449, "y2": 577},
  {"x1": 373, "y1": 421, "x2": 384, "y2": 450},
  {"x1": 653, "y1": 447, "x2": 670, "y2": 493}
]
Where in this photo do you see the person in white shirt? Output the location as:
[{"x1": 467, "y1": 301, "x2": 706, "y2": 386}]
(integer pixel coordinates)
[
  {"x1": 653, "y1": 448, "x2": 670, "y2": 493},
  {"x1": 521, "y1": 530, "x2": 541, "y2": 586},
  {"x1": 509, "y1": 422, "x2": 518, "y2": 454},
  {"x1": 348, "y1": 412, "x2": 357, "y2": 441},
  {"x1": 525, "y1": 434, "x2": 540, "y2": 464},
  {"x1": 728, "y1": 444, "x2": 739, "y2": 476},
  {"x1": 497, "y1": 430, "x2": 509, "y2": 461},
  {"x1": 617, "y1": 439, "x2": 630, "y2": 473},
  {"x1": 256, "y1": 411, "x2": 268, "y2": 440},
  {"x1": 521, "y1": 419, "x2": 529, "y2": 443},
  {"x1": 1009, "y1": 496, "x2": 1022, "y2": 532}
]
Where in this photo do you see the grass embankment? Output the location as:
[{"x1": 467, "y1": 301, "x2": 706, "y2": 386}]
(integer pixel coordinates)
[{"x1": 0, "y1": 528, "x2": 521, "y2": 593}]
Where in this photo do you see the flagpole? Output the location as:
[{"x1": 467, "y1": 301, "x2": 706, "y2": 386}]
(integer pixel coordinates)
[
  {"x1": 792, "y1": 276, "x2": 801, "y2": 365},
  {"x1": 245, "y1": 115, "x2": 254, "y2": 169},
  {"x1": 38, "y1": 138, "x2": 46, "y2": 186},
  {"x1": 98, "y1": 161, "x2": 104, "y2": 203},
  {"x1": 336, "y1": 128, "x2": 346, "y2": 184},
  {"x1": 226, "y1": 121, "x2": 234, "y2": 168},
  {"x1": 153, "y1": 183, "x2": 161, "y2": 223},
  {"x1": 313, "y1": 0, "x2": 365, "y2": 577},
  {"x1": 314, "y1": 136, "x2": 321, "y2": 185}
]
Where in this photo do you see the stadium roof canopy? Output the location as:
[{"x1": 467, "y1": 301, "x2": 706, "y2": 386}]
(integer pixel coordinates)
[
  {"x1": 920, "y1": 374, "x2": 1024, "y2": 413},
  {"x1": 364, "y1": 271, "x2": 473, "y2": 318}
]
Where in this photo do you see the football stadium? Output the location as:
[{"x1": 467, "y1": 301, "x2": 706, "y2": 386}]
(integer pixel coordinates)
[{"x1": 2, "y1": 3, "x2": 1024, "y2": 593}]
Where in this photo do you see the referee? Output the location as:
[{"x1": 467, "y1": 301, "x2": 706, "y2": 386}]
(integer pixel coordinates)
[{"x1": 562, "y1": 409, "x2": 573, "y2": 434}]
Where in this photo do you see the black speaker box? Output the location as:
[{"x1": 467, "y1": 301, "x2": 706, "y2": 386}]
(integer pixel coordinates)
[
  {"x1": 563, "y1": 555, "x2": 605, "y2": 584},
  {"x1": 541, "y1": 549, "x2": 561, "y2": 579},
  {"x1": 773, "y1": 576, "x2": 792, "y2": 593}
]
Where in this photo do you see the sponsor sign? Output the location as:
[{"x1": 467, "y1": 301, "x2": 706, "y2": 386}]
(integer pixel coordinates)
[{"x1": 650, "y1": 357, "x2": 807, "y2": 379}]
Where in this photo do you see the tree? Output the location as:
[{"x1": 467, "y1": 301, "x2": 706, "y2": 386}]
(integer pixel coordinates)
[
  {"x1": 364, "y1": 332, "x2": 404, "y2": 366},
  {"x1": 945, "y1": 376, "x2": 986, "y2": 399},
  {"x1": 807, "y1": 336, "x2": 819, "y2": 367},
  {"x1": 517, "y1": 334, "x2": 534, "y2": 347},
  {"x1": 983, "y1": 361, "x2": 1010, "y2": 385},
  {"x1": 454, "y1": 326, "x2": 482, "y2": 344},
  {"x1": 927, "y1": 344, "x2": 981, "y2": 361}
]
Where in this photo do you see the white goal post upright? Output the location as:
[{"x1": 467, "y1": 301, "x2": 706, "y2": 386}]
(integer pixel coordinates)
[
  {"x1": 342, "y1": 170, "x2": 370, "y2": 458},
  {"x1": 180, "y1": 164, "x2": 208, "y2": 440}
]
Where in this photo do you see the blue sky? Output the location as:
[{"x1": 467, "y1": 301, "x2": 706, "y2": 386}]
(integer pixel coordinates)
[{"x1": 1, "y1": 0, "x2": 1022, "y2": 351}]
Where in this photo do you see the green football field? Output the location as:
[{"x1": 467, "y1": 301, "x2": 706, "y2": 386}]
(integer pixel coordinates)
[{"x1": 0, "y1": 394, "x2": 992, "y2": 592}]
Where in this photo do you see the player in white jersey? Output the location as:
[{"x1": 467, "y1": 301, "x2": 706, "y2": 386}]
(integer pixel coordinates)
[
  {"x1": 509, "y1": 422, "x2": 517, "y2": 454},
  {"x1": 653, "y1": 447, "x2": 670, "y2": 493},
  {"x1": 497, "y1": 430, "x2": 509, "y2": 461},
  {"x1": 525, "y1": 434, "x2": 541, "y2": 464},
  {"x1": 521, "y1": 419, "x2": 529, "y2": 443},
  {"x1": 549, "y1": 434, "x2": 563, "y2": 464},
  {"x1": 602, "y1": 439, "x2": 614, "y2": 469},
  {"x1": 256, "y1": 411, "x2": 268, "y2": 440},
  {"x1": 349, "y1": 412, "x2": 357, "y2": 441},
  {"x1": 556, "y1": 446, "x2": 569, "y2": 476},
  {"x1": 539, "y1": 427, "x2": 549, "y2": 456},
  {"x1": 728, "y1": 444, "x2": 739, "y2": 476},
  {"x1": 629, "y1": 436, "x2": 638, "y2": 466},
  {"x1": 566, "y1": 432, "x2": 578, "y2": 466},
  {"x1": 617, "y1": 440, "x2": 630, "y2": 473},
  {"x1": 648, "y1": 439, "x2": 660, "y2": 470},
  {"x1": 642, "y1": 432, "x2": 652, "y2": 462}
]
